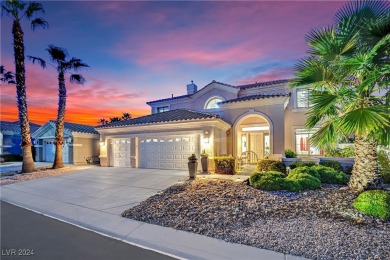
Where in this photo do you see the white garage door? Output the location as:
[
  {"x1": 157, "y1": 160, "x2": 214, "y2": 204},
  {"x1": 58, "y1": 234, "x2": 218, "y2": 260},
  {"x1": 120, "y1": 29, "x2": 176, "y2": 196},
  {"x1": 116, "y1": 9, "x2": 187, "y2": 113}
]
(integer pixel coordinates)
[
  {"x1": 139, "y1": 135, "x2": 198, "y2": 170},
  {"x1": 44, "y1": 141, "x2": 69, "y2": 163},
  {"x1": 111, "y1": 139, "x2": 131, "y2": 167}
]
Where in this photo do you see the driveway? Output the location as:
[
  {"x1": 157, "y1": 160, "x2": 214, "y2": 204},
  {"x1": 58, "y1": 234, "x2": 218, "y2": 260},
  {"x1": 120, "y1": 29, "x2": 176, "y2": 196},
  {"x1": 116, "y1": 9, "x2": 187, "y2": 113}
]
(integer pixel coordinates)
[{"x1": 1, "y1": 167, "x2": 187, "y2": 215}]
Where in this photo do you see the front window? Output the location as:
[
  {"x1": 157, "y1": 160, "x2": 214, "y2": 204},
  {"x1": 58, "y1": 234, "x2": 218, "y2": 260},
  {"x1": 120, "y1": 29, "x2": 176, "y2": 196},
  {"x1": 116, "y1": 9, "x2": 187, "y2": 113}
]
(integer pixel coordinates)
[
  {"x1": 295, "y1": 129, "x2": 321, "y2": 156},
  {"x1": 296, "y1": 88, "x2": 311, "y2": 108},
  {"x1": 157, "y1": 106, "x2": 169, "y2": 113},
  {"x1": 205, "y1": 97, "x2": 223, "y2": 109}
]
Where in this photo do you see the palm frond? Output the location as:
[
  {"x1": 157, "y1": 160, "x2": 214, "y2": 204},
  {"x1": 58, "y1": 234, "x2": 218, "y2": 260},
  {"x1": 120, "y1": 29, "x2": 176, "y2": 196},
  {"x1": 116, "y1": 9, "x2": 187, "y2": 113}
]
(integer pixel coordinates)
[
  {"x1": 46, "y1": 44, "x2": 67, "y2": 63},
  {"x1": 25, "y1": 2, "x2": 44, "y2": 19},
  {"x1": 0, "y1": 66, "x2": 16, "y2": 84},
  {"x1": 307, "y1": 91, "x2": 339, "y2": 117},
  {"x1": 339, "y1": 105, "x2": 390, "y2": 136},
  {"x1": 66, "y1": 57, "x2": 89, "y2": 71},
  {"x1": 31, "y1": 17, "x2": 48, "y2": 30},
  {"x1": 335, "y1": 0, "x2": 390, "y2": 25},
  {"x1": 309, "y1": 120, "x2": 339, "y2": 148},
  {"x1": 69, "y1": 74, "x2": 86, "y2": 85},
  {"x1": 27, "y1": 55, "x2": 46, "y2": 69}
]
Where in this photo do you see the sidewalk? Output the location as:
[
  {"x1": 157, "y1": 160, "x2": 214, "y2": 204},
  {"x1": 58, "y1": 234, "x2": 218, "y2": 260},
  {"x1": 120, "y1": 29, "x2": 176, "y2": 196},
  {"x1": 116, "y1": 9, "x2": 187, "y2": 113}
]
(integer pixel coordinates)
[{"x1": 0, "y1": 169, "x2": 305, "y2": 260}]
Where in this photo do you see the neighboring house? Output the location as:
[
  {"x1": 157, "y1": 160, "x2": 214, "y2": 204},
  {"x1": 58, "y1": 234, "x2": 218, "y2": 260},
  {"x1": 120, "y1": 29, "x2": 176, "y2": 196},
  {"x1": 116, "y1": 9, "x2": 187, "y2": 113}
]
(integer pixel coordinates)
[
  {"x1": 32, "y1": 121, "x2": 100, "y2": 165},
  {"x1": 0, "y1": 121, "x2": 41, "y2": 155},
  {"x1": 97, "y1": 79, "x2": 318, "y2": 170}
]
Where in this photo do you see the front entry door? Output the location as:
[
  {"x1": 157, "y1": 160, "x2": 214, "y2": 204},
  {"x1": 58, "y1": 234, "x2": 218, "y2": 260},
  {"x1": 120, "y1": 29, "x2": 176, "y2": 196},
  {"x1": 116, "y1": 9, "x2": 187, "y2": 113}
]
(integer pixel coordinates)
[{"x1": 249, "y1": 133, "x2": 263, "y2": 159}]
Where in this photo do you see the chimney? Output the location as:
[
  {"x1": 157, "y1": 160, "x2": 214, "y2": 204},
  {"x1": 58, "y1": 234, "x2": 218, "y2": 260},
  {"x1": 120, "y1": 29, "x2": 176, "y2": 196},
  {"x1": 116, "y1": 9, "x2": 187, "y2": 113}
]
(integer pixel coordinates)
[{"x1": 186, "y1": 80, "x2": 197, "y2": 95}]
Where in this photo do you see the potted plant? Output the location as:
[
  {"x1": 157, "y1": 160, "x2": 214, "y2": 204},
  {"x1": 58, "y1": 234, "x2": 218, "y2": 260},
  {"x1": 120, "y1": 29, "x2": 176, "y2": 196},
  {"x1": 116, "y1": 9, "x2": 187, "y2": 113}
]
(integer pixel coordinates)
[
  {"x1": 282, "y1": 149, "x2": 301, "y2": 167},
  {"x1": 200, "y1": 149, "x2": 209, "y2": 173},
  {"x1": 188, "y1": 153, "x2": 198, "y2": 179}
]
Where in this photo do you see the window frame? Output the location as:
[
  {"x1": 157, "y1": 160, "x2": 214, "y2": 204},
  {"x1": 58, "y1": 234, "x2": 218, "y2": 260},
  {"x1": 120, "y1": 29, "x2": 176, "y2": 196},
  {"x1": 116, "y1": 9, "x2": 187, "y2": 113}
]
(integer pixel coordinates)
[
  {"x1": 156, "y1": 106, "x2": 170, "y2": 113},
  {"x1": 295, "y1": 88, "x2": 311, "y2": 108},
  {"x1": 204, "y1": 96, "x2": 224, "y2": 110}
]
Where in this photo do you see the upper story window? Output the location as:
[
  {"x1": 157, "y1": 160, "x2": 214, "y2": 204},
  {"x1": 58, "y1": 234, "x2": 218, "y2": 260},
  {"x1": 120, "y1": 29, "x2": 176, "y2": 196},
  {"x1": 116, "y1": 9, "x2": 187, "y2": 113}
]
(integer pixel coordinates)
[
  {"x1": 296, "y1": 88, "x2": 311, "y2": 108},
  {"x1": 157, "y1": 106, "x2": 169, "y2": 113},
  {"x1": 205, "y1": 97, "x2": 223, "y2": 109}
]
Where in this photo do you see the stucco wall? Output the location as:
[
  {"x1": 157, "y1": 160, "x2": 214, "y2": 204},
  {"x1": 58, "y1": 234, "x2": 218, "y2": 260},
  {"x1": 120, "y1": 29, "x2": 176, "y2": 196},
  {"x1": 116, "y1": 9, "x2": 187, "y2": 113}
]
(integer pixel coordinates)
[{"x1": 72, "y1": 137, "x2": 100, "y2": 165}]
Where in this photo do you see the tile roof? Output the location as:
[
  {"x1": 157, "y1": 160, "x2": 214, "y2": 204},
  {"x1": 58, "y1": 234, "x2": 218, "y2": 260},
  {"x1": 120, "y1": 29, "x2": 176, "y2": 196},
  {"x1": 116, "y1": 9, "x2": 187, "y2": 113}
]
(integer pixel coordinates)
[
  {"x1": 146, "y1": 80, "x2": 234, "y2": 105},
  {"x1": 97, "y1": 109, "x2": 220, "y2": 128},
  {"x1": 49, "y1": 121, "x2": 99, "y2": 134},
  {"x1": 219, "y1": 92, "x2": 291, "y2": 104},
  {"x1": 0, "y1": 121, "x2": 41, "y2": 133},
  {"x1": 237, "y1": 79, "x2": 291, "y2": 90}
]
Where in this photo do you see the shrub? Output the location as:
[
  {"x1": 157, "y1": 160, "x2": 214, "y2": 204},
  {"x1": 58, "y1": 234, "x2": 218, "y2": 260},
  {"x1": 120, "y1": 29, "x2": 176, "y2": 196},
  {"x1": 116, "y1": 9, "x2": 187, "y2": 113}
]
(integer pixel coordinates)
[
  {"x1": 214, "y1": 156, "x2": 235, "y2": 175},
  {"x1": 325, "y1": 147, "x2": 354, "y2": 158},
  {"x1": 319, "y1": 160, "x2": 343, "y2": 172},
  {"x1": 284, "y1": 149, "x2": 297, "y2": 158},
  {"x1": 344, "y1": 165, "x2": 353, "y2": 175},
  {"x1": 353, "y1": 190, "x2": 390, "y2": 220},
  {"x1": 310, "y1": 165, "x2": 349, "y2": 184},
  {"x1": 289, "y1": 161, "x2": 316, "y2": 169},
  {"x1": 378, "y1": 150, "x2": 390, "y2": 184},
  {"x1": 257, "y1": 159, "x2": 286, "y2": 174},
  {"x1": 0, "y1": 154, "x2": 23, "y2": 162},
  {"x1": 286, "y1": 171, "x2": 321, "y2": 190},
  {"x1": 289, "y1": 166, "x2": 320, "y2": 179},
  {"x1": 249, "y1": 171, "x2": 302, "y2": 191}
]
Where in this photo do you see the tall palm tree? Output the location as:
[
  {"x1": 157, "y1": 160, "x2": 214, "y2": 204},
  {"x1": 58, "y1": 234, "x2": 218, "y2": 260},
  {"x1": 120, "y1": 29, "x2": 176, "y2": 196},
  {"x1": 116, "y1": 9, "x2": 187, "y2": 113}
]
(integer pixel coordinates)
[
  {"x1": 1, "y1": 0, "x2": 48, "y2": 173},
  {"x1": 292, "y1": 0, "x2": 390, "y2": 193},
  {"x1": 29, "y1": 45, "x2": 89, "y2": 169},
  {"x1": 0, "y1": 66, "x2": 16, "y2": 84}
]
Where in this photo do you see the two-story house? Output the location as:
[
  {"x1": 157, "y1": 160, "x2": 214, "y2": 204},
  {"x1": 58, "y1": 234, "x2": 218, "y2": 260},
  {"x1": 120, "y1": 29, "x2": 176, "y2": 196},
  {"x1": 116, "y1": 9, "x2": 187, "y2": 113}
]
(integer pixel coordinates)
[{"x1": 96, "y1": 79, "x2": 319, "y2": 170}]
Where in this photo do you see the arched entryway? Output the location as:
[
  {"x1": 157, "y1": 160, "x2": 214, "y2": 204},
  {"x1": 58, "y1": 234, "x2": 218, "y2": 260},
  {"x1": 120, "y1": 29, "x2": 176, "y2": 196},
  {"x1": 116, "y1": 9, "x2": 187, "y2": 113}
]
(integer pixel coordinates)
[{"x1": 233, "y1": 112, "x2": 273, "y2": 160}]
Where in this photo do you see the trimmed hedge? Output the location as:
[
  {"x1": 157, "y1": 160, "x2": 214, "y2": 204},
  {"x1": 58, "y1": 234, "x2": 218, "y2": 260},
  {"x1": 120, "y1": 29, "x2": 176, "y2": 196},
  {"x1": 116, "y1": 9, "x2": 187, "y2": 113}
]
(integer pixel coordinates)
[
  {"x1": 310, "y1": 165, "x2": 349, "y2": 184},
  {"x1": 257, "y1": 159, "x2": 286, "y2": 174},
  {"x1": 378, "y1": 150, "x2": 390, "y2": 184},
  {"x1": 353, "y1": 190, "x2": 390, "y2": 220},
  {"x1": 287, "y1": 168, "x2": 321, "y2": 191},
  {"x1": 0, "y1": 154, "x2": 23, "y2": 162},
  {"x1": 214, "y1": 156, "x2": 235, "y2": 175},
  {"x1": 289, "y1": 161, "x2": 316, "y2": 169},
  {"x1": 319, "y1": 160, "x2": 343, "y2": 172},
  {"x1": 284, "y1": 149, "x2": 297, "y2": 158},
  {"x1": 289, "y1": 166, "x2": 320, "y2": 179}
]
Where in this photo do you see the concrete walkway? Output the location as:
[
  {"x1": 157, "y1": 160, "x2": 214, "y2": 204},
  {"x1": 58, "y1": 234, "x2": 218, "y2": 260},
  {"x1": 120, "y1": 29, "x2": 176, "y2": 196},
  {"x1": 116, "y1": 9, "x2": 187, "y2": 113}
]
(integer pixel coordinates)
[{"x1": 1, "y1": 167, "x2": 303, "y2": 260}]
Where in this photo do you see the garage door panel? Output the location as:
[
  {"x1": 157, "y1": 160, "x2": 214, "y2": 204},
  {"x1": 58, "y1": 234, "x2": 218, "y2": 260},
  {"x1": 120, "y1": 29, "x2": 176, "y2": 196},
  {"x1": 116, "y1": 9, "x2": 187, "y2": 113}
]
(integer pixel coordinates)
[
  {"x1": 111, "y1": 138, "x2": 131, "y2": 167},
  {"x1": 139, "y1": 135, "x2": 198, "y2": 170}
]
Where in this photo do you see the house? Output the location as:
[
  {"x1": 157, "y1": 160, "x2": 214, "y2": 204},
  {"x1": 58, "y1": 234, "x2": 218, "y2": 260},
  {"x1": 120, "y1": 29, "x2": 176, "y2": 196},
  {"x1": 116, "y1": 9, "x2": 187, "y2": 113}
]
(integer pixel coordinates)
[
  {"x1": 97, "y1": 79, "x2": 318, "y2": 170},
  {"x1": 32, "y1": 121, "x2": 100, "y2": 164},
  {"x1": 0, "y1": 121, "x2": 41, "y2": 155}
]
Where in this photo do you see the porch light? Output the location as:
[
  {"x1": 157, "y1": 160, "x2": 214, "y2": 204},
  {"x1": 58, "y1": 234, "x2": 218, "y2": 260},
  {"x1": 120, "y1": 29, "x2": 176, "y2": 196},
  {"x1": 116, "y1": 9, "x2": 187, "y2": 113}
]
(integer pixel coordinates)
[
  {"x1": 100, "y1": 141, "x2": 105, "y2": 146},
  {"x1": 242, "y1": 126, "x2": 270, "y2": 132}
]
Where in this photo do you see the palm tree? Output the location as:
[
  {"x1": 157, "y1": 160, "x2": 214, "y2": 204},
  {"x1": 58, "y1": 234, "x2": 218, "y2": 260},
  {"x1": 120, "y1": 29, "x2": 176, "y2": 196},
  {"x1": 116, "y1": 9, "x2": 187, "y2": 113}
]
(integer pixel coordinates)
[
  {"x1": 122, "y1": 112, "x2": 131, "y2": 120},
  {"x1": 292, "y1": 0, "x2": 390, "y2": 192},
  {"x1": 109, "y1": 117, "x2": 121, "y2": 123},
  {"x1": 0, "y1": 66, "x2": 16, "y2": 84},
  {"x1": 29, "y1": 45, "x2": 89, "y2": 169},
  {"x1": 1, "y1": 0, "x2": 48, "y2": 173},
  {"x1": 98, "y1": 118, "x2": 109, "y2": 126}
]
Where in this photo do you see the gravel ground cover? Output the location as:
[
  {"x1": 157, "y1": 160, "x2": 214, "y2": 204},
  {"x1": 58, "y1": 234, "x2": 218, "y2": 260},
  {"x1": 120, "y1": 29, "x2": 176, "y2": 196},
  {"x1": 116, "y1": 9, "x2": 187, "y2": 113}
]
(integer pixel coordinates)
[
  {"x1": 0, "y1": 165, "x2": 92, "y2": 186},
  {"x1": 122, "y1": 179, "x2": 390, "y2": 260}
]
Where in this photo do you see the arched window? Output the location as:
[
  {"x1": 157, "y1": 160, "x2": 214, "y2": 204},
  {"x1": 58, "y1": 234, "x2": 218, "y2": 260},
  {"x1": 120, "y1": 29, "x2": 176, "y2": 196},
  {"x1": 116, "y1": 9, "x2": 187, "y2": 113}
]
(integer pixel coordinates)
[{"x1": 205, "y1": 97, "x2": 223, "y2": 109}]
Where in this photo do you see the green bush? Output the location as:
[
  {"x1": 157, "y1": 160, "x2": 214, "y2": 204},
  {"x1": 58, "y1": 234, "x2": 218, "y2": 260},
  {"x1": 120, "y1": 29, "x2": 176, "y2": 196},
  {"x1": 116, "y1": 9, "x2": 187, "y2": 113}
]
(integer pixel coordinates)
[
  {"x1": 319, "y1": 160, "x2": 343, "y2": 172},
  {"x1": 310, "y1": 165, "x2": 349, "y2": 184},
  {"x1": 249, "y1": 171, "x2": 302, "y2": 192},
  {"x1": 325, "y1": 147, "x2": 354, "y2": 158},
  {"x1": 0, "y1": 154, "x2": 23, "y2": 162},
  {"x1": 378, "y1": 150, "x2": 390, "y2": 184},
  {"x1": 284, "y1": 149, "x2": 297, "y2": 158},
  {"x1": 214, "y1": 156, "x2": 235, "y2": 175},
  {"x1": 289, "y1": 161, "x2": 316, "y2": 169},
  {"x1": 286, "y1": 171, "x2": 321, "y2": 190},
  {"x1": 289, "y1": 166, "x2": 321, "y2": 179},
  {"x1": 257, "y1": 159, "x2": 286, "y2": 174},
  {"x1": 344, "y1": 165, "x2": 353, "y2": 175},
  {"x1": 353, "y1": 190, "x2": 390, "y2": 220}
]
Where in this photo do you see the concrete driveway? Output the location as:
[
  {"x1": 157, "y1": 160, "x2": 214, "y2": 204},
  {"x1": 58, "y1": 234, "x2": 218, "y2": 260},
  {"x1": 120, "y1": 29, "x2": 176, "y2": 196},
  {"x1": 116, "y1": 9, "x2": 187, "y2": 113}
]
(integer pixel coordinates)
[{"x1": 1, "y1": 167, "x2": 187, "y2": 215}]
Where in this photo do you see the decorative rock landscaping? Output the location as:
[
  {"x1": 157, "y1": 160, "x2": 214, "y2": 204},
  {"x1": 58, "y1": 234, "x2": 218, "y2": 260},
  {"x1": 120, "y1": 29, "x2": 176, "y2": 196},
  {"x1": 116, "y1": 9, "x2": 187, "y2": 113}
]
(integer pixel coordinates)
[
  {"x1": 122, "y1": 179, "x2": 390, "y2": 260},
  {"x1": 0, "y1": 165, "x2": 92, "y2": 186}
]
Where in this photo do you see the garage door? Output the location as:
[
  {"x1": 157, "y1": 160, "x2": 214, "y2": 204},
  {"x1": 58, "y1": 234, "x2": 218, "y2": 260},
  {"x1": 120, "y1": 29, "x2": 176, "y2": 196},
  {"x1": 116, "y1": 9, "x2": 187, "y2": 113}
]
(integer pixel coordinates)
[
  {"x1": 44, "y1": 141, "x2": 69, "y2": 163},
  {"x1": 139, "y1": 135, "x2": 198, "y2": 170},
  {"x1": 111, "y1": 139, "x2": 131, "y2": 167}
]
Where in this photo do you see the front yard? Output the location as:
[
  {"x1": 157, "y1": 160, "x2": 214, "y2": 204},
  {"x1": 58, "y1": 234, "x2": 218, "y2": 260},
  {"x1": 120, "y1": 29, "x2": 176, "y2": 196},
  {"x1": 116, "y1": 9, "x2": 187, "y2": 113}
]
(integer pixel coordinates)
[{"x1": 122, "y1": 179, "x2": 390, "y2": 259}]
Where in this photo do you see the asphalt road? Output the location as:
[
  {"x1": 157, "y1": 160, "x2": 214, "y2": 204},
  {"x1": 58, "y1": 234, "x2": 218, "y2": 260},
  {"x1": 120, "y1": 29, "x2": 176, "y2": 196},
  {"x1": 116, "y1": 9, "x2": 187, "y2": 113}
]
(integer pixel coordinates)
[{"x1": 0, "y1": 201, "x2": 176, "y2": 260}]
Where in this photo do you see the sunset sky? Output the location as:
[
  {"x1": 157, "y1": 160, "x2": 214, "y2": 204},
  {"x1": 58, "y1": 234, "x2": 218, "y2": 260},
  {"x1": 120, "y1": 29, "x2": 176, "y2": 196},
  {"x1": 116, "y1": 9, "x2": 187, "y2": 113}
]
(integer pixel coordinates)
[{"x1": 1, "y1": 0, "x2": 346, "y2": 126}]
